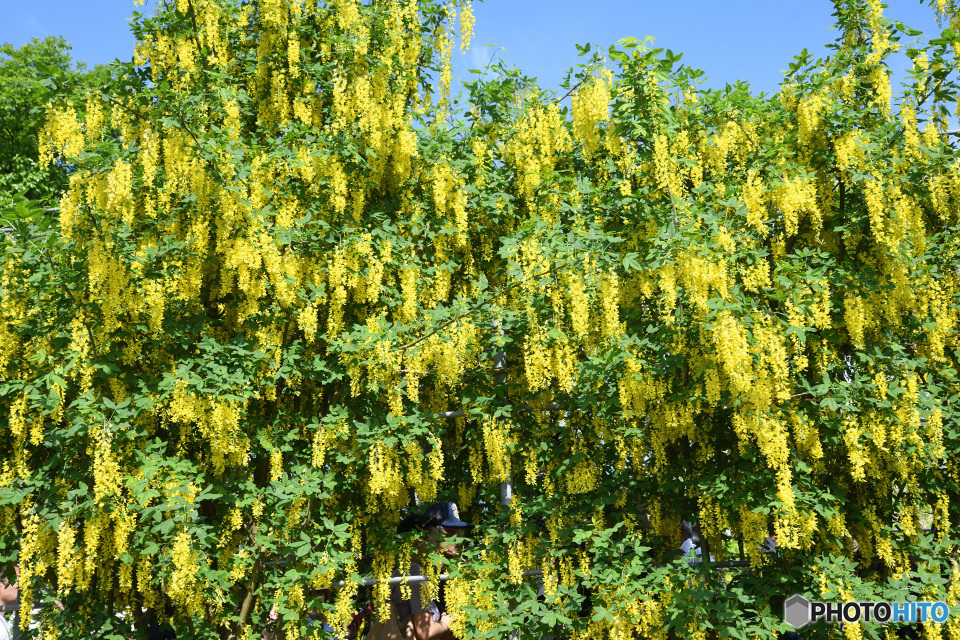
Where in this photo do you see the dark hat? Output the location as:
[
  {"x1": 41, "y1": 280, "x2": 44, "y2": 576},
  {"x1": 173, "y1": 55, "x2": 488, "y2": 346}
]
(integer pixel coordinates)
[
  {"x1": 397, "y1": 513, "x2": 433, "y2": 534},
  {"x1": 422, "y1": 502, "x2": 473, "y2": 529}
]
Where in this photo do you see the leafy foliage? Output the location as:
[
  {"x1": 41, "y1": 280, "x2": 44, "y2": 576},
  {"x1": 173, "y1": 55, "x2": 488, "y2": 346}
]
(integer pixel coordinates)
[
  {"x1": 3, "y1": 0, "x2": 960, "y2": 639},
  {"x1": 0, "y1": 36, "x2": 109, "y2": 209}
]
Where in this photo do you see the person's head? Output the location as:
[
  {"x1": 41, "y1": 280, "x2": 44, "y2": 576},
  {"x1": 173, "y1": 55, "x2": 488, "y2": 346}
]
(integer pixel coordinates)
[
  {"x1": 680, "y1": 521, "x2": 698, "y2": 545},
  {"x1": 398, "y1": 502, "x2": 473, "y2": 559}
]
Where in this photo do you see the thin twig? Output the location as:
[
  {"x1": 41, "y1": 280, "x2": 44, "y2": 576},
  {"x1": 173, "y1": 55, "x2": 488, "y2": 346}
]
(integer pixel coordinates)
[
  {"x1": 398, "y1": 298, "x2": 491, "y2": 352},
  {"x1": 104, "y1": 92, "x2": 210, "y2": 171},
  {"x1": 666, "y1": 185, "x2": 680, "y2": 230},
  {"x1": 724, "y1": 116, "x2": 760, "y2": 150},
  {"x1": 231, "y1": 522, "x2": 265, "y2": 640},
  {"x1": 915, "y1": 72, "x2": 947, "y2": 111},
  {"x1": 555, "y1": 75, "x2": 588, "y2": 104},
  {"x1": 42, "y1": 248, "x2": 99, "y2": 358},
  {"x1": 102, "y1": 93, "x2": 149, "y2": 125},
  {"x1": 397, "y1": 261, "x2": 579, "y2": 352},
  {"x1": 187, "y1": 0, "x2": 216, "y2": 66}
]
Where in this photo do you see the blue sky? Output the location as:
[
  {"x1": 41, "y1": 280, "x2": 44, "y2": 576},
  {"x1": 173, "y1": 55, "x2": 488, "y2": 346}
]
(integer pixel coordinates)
[{"x1": 0, "y1": 0, "x2": 949, "y2": 96}]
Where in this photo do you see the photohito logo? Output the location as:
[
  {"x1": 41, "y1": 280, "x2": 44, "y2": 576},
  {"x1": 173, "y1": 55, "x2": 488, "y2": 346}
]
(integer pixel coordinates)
[{"x1": 784, "y1": 595, "x2": 951, "y2": 629}]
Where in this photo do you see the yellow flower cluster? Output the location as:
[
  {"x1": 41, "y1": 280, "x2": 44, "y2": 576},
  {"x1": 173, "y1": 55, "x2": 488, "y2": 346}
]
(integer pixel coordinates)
[
  {"x1": 8, "y1": 0, "x2": 960, "y2": 637},
  {"x1": 797, "y1": 93, "x2": 825, "y2": 147},
  {"x1": 38, "y1": 104, "x2": 83, "y2": 167},
  {"x1": 505, "y1": 101, "x2": 572, "y2": 205},
  {"x1": 90, "y1": 423, "x2": 122, "y2": 503},
  {"x1": 367, "y1": 442, "x2": 406, "y2": 510},
  {"x1": 571, "y1": 70, "x2": 611, "y2": 160},
  {"x1": 481, "y1": 416, "x2": 511, "y2": 483},
  {"x1": 775, "y1": 176, "x2": 820, "y2": 237},
  {"x1": 864, "y1": 172, "x2": 887, "y2": 244},
  {"x1": 677, "y1": 250, "x2": 728, "y2": 315},
  {"x1": 742, "y1": 170, "x2": 767, "y2": 231}
]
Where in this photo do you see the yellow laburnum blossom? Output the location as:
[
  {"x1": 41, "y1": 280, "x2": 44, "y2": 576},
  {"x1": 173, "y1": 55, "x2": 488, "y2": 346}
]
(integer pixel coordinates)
[{"x1": 572, "y1": 70, "x2": 611, "y2": 160}]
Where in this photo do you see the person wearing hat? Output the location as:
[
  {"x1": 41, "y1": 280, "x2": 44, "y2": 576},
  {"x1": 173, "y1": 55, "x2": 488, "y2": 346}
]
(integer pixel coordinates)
[
  {"x1": 391, "y1": 502, "x2": 473, "y2": 640},
  {"x1": 679, "y1": 521, "x2": 715, "y2": 565},
  {"x1": 0, "y1": 565, "x2": 16, "y2": 640}
]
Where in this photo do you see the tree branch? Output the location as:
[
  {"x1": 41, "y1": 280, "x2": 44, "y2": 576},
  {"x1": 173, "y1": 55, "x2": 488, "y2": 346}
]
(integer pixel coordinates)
[
  {"x1": 666, "y1": 185, "x2": 680, "y2": 230},
  {"x1": 397, "y1": 260, "x2": 580, "y2": 352},
  {"x1": 42, "y1": 247, "x2": 99, "y2": 358},
  {"x1": 554, "y1": 75, "x2": 588, "y2": 105}
]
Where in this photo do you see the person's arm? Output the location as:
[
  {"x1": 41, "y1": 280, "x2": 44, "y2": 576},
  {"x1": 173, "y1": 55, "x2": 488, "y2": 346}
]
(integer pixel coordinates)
[
  {"x1": 259, "y1": 604, "x2": 279, "y2": 640},
  {"x1": 0, "y1": 581, "x2": 15, "y2": 608},
  {"x1": 409, "y1": 610, "x2": 455, "y2": 640},
  {"x1": 0, "y1": 569, "x2": 17, "y2": 621}
]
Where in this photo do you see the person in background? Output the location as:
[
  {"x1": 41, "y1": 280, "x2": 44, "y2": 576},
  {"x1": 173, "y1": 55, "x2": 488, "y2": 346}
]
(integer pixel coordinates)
[
  {"x1": 148, "y1": 603, "x2": 177, "y2": 640},
  {"x1": 262, "y1": 587, "x2": 365, "y2": 640},
  {"x1": 762, "y1": 523, "x2": 799, "y2": 640},
  {"x1": 679, "y1": 521, "x2": 714, "y2": 564},
  {"x1": 0, "y1": 565, "x2": 18, "y2": 640},
  {"x1": 679, "y1": 521, "x2": 700, "y2": 563},
  {"x1": 392, "y1": 502, "x2": 473, "y2": 640},
  {"x1": 762, "y1": 523, "x2": 780, "y2": 557},
  {"x1": 305, "y1": 588, "x2": 365, "y2": 640}
]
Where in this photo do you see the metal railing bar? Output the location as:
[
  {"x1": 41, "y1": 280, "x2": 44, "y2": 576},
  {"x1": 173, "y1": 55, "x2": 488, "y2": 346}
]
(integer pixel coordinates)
[
  {"x1": 329, "y1": 568, "x2": 540, "y2": 588},
  {"x1": 434, "y1": 404, "x2": 567, "y2": 421},
  {"x1": 326, "y1": 560, "x2": 756, "y2": 588}
]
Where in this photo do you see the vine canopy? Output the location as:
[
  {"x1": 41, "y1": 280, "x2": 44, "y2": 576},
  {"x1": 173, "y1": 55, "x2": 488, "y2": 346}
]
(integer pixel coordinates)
[{"x1": 4, "y1": 0, "x2": 960, "y2": 638}]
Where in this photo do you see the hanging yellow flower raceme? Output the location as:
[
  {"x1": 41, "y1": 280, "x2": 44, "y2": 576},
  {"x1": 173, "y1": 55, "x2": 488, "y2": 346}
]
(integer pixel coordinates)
[{"x1": 8, "y1": 0, "x2": 960, "y2": 637}]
